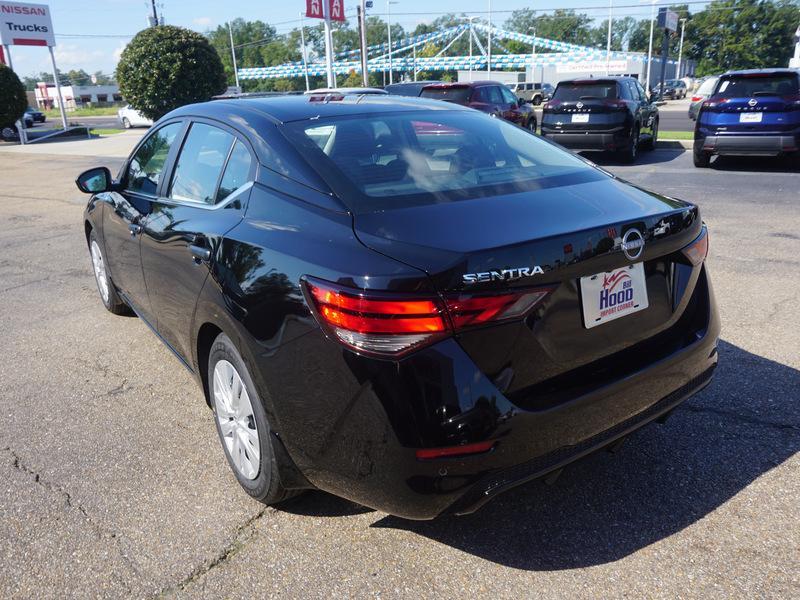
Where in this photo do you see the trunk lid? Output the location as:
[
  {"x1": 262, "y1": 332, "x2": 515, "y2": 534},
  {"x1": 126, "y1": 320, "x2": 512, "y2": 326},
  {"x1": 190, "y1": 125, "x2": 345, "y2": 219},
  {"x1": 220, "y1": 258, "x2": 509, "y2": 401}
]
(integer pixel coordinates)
[
  {"x1": 544, "y1": 81, "x2": 628, "y2": 130},
  {"x1": 353, "y1": 176, "x2": 702, "y2": 401}
]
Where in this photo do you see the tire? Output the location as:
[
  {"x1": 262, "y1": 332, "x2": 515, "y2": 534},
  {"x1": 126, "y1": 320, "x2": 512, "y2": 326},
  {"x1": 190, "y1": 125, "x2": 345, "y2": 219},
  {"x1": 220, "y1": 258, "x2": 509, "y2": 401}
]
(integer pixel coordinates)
[
  {"x1": 533, "y1": 95, "x2": 542, "y2": 106},
  {"x1": 693, "y1": 141, "x2": 711, "y2": 168},
  {"x1": 643, "y1": 119, "x2": 658, "y2": 151},
  {"x1": 527, "y1": 117, "x2": 537, "y2": 133},
  {"x1": 88, "y1": 230, "x2": 129, "y2": 315},
  {"x1": 122, "y1": 117, "x2": 131, "y2": 129},
  {"x1": 619, "y1": 126, "x2": 640, "y2": 163},
  {"x1": 208, "y1": 333, "x2": 297, "y2": 505}
]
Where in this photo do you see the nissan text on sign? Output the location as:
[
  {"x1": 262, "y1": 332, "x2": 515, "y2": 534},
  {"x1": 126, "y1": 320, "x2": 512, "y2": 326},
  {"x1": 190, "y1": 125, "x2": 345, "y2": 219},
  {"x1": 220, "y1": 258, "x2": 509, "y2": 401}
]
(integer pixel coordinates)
[{"x1": 0, "y1": 1, "x2": 55, "y2": 47}]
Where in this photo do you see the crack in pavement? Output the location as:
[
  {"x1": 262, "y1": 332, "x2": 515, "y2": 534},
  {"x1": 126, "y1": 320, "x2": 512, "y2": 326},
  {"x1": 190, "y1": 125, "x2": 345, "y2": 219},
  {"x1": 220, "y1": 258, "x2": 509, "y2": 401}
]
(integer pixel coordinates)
[
  {"x1": 155, "y1": 507, "x2": 270, "y2": 598},
  {"x1": 2, "y1": 446, "x2": 144, "y2": 589}
]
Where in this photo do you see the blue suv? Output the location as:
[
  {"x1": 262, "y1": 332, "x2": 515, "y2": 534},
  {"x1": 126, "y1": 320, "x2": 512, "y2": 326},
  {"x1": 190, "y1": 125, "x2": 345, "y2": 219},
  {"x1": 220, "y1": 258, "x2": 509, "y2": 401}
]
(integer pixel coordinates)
[{"x1": 694, "y1": 69, "x2": 800, "y2": 167}]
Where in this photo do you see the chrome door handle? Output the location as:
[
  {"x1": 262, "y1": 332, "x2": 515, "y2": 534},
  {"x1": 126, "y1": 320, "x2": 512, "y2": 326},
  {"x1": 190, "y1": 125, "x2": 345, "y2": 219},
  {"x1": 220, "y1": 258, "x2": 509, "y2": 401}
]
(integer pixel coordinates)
[
  {"x1": 189, "y1": 244, "x2": 211, "y2": 263},
  {"x1": 128, "y1": 223, "x2": 142, "y2": 237}
]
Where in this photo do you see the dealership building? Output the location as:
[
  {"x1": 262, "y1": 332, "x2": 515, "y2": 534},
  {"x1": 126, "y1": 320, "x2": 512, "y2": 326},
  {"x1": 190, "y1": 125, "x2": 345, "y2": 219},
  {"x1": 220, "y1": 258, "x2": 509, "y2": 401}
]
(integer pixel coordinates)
[{"x1": 33, "y1": 82, "x2": 124, "y2": 110}]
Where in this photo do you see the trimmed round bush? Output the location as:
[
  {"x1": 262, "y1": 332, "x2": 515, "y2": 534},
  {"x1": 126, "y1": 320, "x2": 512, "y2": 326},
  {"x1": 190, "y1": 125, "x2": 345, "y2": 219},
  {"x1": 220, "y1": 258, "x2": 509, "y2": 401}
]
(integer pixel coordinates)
[
  {"x1": 0, "y1": 65, "x2": 28, "y2": 128},
  {"x1": 116, "y1": 25, "x2": 226, "y2": 121}
]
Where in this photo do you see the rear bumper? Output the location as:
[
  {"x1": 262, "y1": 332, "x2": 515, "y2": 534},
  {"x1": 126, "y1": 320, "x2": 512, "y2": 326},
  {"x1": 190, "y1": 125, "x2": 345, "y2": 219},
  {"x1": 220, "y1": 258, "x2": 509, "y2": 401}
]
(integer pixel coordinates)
[
  {"x1": 540, "y1": 127, "x2": 630, "y2": 151},
  {"x1": 698, "y1": 134, "x2": 800, "y2": 156},
  {"x1": 266, "y1": 265, "x2": 721, "y2": 520}
]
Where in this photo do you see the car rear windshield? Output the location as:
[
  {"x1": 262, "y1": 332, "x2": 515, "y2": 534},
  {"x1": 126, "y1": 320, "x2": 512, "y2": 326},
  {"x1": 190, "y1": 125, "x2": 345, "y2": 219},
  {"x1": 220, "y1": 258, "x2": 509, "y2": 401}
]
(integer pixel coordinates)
[
  {"x1": 553, "y1": 82, "x2": 618, "y2": 101},
  {"x1": 419, "y1": 87, "x2": 472, "y2": 104},
  {"x1": 713, "y1": 74, "x2": 799, "y2": 98},
  {"x1": 282, "y1": 110, "x2": 602, "y2": 212}
]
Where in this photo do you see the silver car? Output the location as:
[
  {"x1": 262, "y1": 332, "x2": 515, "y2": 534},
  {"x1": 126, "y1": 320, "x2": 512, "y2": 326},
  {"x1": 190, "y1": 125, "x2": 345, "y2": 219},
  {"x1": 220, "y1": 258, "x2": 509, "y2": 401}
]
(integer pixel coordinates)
[{"x1": 688, "y1": 77, "x2": 719, "y2": 120}]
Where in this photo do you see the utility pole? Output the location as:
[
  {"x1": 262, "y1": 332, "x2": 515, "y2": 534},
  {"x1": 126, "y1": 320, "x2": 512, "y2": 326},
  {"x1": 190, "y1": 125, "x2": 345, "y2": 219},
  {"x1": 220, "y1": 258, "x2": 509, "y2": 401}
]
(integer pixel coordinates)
[
  {"x1": 487, "y1": 0, "x2": 492, "y2": 74},
  {"x1": 358, "y1": 1, "x2": 369, "y2": 86},
  {"x1": 228, "y1": 22, "x2": 240, "y2": 90},
  {"x1": 790, "y1": 24, "x2": 800, "y2": 67},
  {"x1": 606, "y1": 0, "x2": 613, "y2": 75},
  {"x1": 676, "y1": 18, "x2": 687, "y2": 78},
  {"x1": 299, "y1": 13, "x2": 310, "y2": 91}
]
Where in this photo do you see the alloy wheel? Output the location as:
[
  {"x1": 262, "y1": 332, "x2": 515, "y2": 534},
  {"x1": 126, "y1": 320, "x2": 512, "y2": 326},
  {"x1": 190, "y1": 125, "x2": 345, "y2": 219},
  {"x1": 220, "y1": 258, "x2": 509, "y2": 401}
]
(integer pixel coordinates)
[
  {"x1": 90, "y1": 240, "x2": 110, "y2": 303},
  {"x1": 213, "y1": 359, "x2": 260, "y2": 480}
]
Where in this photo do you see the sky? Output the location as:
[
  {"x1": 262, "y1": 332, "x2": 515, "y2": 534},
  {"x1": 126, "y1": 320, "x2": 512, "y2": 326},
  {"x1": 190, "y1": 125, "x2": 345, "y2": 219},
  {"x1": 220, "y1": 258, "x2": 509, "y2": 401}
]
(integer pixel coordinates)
[{"x1": 6, "y1": 0, "x2": 710, "y2": 78}]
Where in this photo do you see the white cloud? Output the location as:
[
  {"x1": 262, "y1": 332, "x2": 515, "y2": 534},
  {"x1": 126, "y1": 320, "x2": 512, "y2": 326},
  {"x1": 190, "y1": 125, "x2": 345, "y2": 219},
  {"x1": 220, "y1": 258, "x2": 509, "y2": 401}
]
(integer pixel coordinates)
[
  {"x1": 193, "y1": 16, "x2": 213, "y2": 27},
  {"x1": 113, "y1": 42, "x2": 127, "y2": 63},
  {"x1": 53, "y1": 45, "x2": 107, "y2": 70}
]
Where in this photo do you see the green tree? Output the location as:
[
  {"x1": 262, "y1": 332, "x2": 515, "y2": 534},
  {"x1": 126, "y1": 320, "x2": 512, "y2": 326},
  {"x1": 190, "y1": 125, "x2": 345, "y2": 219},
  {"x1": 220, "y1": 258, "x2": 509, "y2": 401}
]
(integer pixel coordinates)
[
  {"x1": 116, "y1": 25, "x2": 226, "y2": 120},
  {"x1": 504, "y1": 8, "x2": 594, "y2": 48},
  {"x1": 0, "y1": 65, "x2": 28, "y2": 128},
  {"x1": 684, "y1": 0, "x2": 800, "y2": 75}
]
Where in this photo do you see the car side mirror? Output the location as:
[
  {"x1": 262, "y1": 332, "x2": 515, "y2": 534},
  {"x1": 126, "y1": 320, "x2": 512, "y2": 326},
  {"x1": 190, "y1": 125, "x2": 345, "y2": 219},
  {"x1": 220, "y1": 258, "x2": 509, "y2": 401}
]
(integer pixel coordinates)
[
  {"x1": 517, "y1": 97, "x2": 526, "y2": 107},
  {"x1": 76, "y1": 167, "x2": 113, "y2": 194}
]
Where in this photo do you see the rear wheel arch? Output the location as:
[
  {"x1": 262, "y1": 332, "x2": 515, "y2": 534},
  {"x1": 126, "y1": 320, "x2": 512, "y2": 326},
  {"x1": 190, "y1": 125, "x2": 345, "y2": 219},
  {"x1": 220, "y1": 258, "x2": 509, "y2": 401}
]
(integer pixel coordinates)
[{"x1": 196, "y1": 322, "x2": 224, "y2": 406}]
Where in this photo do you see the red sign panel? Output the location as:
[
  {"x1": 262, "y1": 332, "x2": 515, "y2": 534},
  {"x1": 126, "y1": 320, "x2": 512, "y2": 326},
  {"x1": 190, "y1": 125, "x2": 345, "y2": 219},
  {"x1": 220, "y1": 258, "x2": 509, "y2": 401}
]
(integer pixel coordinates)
[
  {"x1": 329, "y1": 0, "x2": 345, "y2": 21},
  {"x1": 306, "y1": 0, "x2": 323, "y2": 19}
]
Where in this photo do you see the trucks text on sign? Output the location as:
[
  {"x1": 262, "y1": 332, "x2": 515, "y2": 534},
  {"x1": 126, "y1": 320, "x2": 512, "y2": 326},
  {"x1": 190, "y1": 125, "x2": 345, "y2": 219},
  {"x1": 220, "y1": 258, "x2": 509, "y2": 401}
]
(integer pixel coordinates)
[{"x1": 0, "y1": 1, "x2": 55, "y2": 46}]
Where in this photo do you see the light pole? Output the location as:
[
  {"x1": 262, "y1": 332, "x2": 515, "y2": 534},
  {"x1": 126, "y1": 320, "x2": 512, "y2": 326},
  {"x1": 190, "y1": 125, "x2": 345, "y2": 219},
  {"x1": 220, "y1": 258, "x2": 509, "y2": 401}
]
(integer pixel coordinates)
[
  {"x1": 299, "y1": 12, "x2": 310, "y2": 91},
  {"x1": 228, "y1": 22, "x2": 240, "y2": 90},
  {"x1": 387, "y1": 1, "x2": 398, "y2": 84},
  {"x1": 645, "y1": 0, "x2": 659, "y2": 92},
  {"x1": 463, "y1": 16, "x2": 479, "y2": 80},
  {"x1": 528, "y1": 25, "x2": 536, "y2": 84},
  {"x1": 676, "y1": 18, "x2": 687, "y2": 79},
  {"x1": 487, "y1": 0, "x2": 492, "y2": 74},
  {"x1": 606, "y1": 0, "x2": 613, "y2": 75}
]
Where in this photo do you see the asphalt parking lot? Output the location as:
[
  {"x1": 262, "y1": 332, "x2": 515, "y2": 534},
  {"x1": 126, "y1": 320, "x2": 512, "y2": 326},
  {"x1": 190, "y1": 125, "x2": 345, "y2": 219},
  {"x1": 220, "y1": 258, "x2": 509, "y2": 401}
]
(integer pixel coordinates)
[{"x1": 0, "y1": 139, "x2": 797, "y2": 598}]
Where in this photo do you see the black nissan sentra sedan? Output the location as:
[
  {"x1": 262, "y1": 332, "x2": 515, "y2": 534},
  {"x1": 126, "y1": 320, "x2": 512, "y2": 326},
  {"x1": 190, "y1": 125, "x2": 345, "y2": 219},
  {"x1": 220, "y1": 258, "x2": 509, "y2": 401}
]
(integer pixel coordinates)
[{"x1": 76, "y1": 95, "x2": 719, "y2": 519}]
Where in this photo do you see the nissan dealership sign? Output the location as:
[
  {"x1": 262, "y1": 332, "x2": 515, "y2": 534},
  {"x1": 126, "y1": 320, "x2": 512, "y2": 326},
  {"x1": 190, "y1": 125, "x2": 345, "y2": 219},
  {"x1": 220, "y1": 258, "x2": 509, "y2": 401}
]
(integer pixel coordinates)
[{"x1": 0, "y1": 1, "x2": 55, "y2": 47}]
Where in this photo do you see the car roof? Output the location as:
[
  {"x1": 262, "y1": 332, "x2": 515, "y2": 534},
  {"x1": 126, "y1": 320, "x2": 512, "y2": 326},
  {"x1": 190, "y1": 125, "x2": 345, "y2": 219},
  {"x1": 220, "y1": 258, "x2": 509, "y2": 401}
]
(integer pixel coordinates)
[
  {"x1": 385, "y1": 81, "x2": 440, "y2": 87},
  {"x1": 305, "y1": 87, "x2": 387, "y2": 95},
  {"x1": 558, "y1": 77, "x2": 630, "y2": 84},
  {"x1": 422, "y1": 80, "x2": 505, "y2": 89},
  {"x1": 721, "y1": 68, "x2": 799, "y2": 77},
  {"x1": 166, "y1": 94, "x2": 471, "y2": 125}
]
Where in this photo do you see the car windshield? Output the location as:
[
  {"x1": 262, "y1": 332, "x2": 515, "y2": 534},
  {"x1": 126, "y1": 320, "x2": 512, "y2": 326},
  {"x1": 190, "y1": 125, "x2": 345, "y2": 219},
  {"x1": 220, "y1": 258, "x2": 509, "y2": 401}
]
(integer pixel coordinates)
[
  {"x1": 666, "y1": 80, "x2": 680, "y2": 86},
  {"x1": 282, "y1": 110, "x2": 601, "y2": 212},
  {"x1": 713, "y1": 74, "x2": 799, "y2": 98},
  {"x1": 553, "y1": 82, "x2": 618, "y2": 101},
  {"x1": 419, "y1": 87, "x2": 471, "y2": 104}
]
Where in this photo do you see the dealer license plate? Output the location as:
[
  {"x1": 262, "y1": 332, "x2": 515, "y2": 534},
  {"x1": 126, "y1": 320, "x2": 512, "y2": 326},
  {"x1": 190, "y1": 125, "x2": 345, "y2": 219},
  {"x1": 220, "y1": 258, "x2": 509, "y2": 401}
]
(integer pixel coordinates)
[
  {"x1": 572, "y1": 114, "x2": 590, "y2": 123},
  {"x1": 580, "y1": 263, "x2": 649, "y2": 329},
  {"x1": 739, "y1": 112, "x2": 762, "y2": 123}
]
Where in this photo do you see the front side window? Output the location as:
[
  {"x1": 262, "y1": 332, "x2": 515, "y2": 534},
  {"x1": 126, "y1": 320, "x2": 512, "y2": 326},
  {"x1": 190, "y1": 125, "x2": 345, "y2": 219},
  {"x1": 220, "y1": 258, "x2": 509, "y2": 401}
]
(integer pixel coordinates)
[
  {"x1": 169, "y1": 123, "x2": 235, "y2": 204},
  {"x1": 283, "y1": 110, "x2": 601, "y2": 211},
  {"x1": 126, "y1": 122, "x2": 182, "y2": 195}
]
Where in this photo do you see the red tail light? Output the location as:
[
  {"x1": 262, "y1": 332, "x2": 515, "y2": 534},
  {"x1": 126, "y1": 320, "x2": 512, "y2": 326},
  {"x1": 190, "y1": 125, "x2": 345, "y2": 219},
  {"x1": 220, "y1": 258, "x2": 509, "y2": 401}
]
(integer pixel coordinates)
[
  {"x1": 682, "y1": 226, "x2": 709, "y2": 266},
  {"x1": 303, "y1": 278, "x2": 552, "y2": 357},
  {"x1": 702, "y1": 97, "x2": 728, "y2": 110},
  {"x1": 603, "y1": 99, "x2": 627, "y2": 110},
  {"x1": 691, "y1": 95, "x2": 704, "y2": 102},
  {"x1": 415, "y1": 440, "x2": 496, "y2": 460},
  {"x1": 544, "y1": 99, "x2": 560, "y2": 110}
]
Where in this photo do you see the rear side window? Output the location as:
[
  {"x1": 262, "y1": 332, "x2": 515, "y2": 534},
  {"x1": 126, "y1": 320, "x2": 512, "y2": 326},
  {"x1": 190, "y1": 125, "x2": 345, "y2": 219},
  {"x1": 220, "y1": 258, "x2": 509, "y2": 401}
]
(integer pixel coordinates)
[
  {"x1": 126, "y1": 122, "x2": 182, "y2": 195},
  {"x1": 553, "y1": 82, "x2": 618, "y2": 101},
  {"x1": 217, "y1": 141, "x2": 252, "y2": 202},
  {"x1": 714, "y1": 74, "x2": 799, "y2": 98},
  {"x1": 169, "y1": 123, "x2": 235, "y2": 204},
  {"x1": 420, "y1": 87, "x2": 471, "y2": 103}
]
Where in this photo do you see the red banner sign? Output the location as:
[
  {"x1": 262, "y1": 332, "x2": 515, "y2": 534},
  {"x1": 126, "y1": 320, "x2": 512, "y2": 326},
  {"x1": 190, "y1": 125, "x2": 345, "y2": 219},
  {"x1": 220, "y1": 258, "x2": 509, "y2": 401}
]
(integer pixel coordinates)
[
  {"x1": 306, "y1": 0, "x2": 322, "y2": 19},
  {"x1": 329, "y1": 0, "x2": 345, "y2": 21}
]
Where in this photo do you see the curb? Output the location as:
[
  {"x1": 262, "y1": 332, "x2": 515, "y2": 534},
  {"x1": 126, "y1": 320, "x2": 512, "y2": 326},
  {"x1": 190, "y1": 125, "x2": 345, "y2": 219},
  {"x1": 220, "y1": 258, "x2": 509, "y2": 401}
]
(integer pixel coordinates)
[{"x1": 658, "y1": 139, "x2": 692, "y2": 149}]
